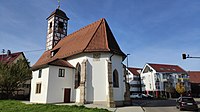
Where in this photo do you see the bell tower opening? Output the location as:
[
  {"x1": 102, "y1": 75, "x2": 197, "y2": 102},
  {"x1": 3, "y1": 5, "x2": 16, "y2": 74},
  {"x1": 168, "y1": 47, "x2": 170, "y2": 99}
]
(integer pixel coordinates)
[{"x1": 46, "y1": 7, "x2": 69, "y2": 51}]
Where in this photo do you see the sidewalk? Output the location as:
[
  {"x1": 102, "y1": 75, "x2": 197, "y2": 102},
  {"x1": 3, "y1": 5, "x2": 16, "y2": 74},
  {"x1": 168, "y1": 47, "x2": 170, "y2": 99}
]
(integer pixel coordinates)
[
  {"x1": 22, "y1": 101, "x2": 144, "y2": 112},
  {"x1": 83, "y1": 104, "x2": 144, "y2": 112}
]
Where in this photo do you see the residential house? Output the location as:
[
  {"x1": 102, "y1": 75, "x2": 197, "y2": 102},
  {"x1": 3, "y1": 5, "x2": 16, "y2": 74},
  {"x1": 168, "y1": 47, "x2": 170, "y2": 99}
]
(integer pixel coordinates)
[
  {"x1": 30, "y1": 8, "x2": 129, "y2": 107},
  {"x1": 188, "y1": 71, "x2": 200, "y2": 97},
  {"x1": 127, "y1": 67, "x2": 145, "y2": 94},
  {"x1": 0, "y1": 50, "x2": 31, "y2": 98},
  {"x1": 141, "y1": 63, "x2": 190, "y2": 98}
]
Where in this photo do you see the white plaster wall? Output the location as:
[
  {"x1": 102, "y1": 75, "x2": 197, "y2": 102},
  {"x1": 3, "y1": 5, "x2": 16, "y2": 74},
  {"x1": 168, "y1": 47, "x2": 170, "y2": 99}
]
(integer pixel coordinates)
[
  {"x1": 46, "y1": 66, "x2": 74, "y2": 103},
  {"x1": 111, "y1": 55, "x2": 125, "y2": 101},
  {"x1": 141, "y1": 72, "x2": 155, "y2": 92},
  {"x1": 30, "y1": 67, "x2": 49, "y2": 103},
  {"x1": 140, "y1": 64, "x2": 157, "y2": 92},
  {"x1": 67, "y1": 54, "x2": 87, "y2": 102},
  {"x1": 68, "y1": 53, "x2": 109, "y2": 102}
]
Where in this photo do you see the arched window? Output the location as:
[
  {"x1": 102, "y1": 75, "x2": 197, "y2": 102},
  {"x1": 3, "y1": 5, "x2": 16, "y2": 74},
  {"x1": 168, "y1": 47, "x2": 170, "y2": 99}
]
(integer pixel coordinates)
[
  {"x1": 113, "y1": 69, "x2": 119, "y2": 88},
  {"x1": 75, "y1": 63, "x2": 81, "y2": 89}
]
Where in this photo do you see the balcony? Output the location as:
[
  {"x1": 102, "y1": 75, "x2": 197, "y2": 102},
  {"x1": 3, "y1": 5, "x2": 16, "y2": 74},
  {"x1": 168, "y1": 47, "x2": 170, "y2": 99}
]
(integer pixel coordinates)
[{"x1": 178, "y1": 78, "x2": 189, "y2": 82}]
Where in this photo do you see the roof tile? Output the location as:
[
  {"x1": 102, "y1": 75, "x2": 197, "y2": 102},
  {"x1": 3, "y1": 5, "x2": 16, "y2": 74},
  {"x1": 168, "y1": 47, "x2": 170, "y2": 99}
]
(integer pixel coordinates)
[
  {"x1": 188, "y1": 71, "x2": 200, "y2": 83},
  {"x1": 32, "y1": 18, "x2": 125, "y2": 70},
  {"x1": 148, "y1": 63, "x2": 186, "y2": 73}
]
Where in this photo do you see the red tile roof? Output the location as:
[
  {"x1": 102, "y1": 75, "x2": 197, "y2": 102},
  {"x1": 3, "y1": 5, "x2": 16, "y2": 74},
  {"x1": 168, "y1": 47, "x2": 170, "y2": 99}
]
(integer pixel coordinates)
[
  {"x1": 0, "y1": 52, "x2": 23, "y2": 64},
  {"x1": 128, "y1": 67, "x2": 142, "y2": 76},
  {"x1": 32, "y1": 18, "x2": 125, "y2": 70},
  {"x1": 188, "y1": 71, "x2": 200, "y2": 84},
  {"x1": 148, "y1": 63, "x2": 186, "y2": 73}
]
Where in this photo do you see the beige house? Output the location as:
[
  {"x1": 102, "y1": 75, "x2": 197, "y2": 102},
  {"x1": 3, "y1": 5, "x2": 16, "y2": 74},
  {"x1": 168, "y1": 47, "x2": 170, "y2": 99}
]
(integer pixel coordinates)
[{"x1": 0, "y1": 51, "x2": 31, "y2": 99}]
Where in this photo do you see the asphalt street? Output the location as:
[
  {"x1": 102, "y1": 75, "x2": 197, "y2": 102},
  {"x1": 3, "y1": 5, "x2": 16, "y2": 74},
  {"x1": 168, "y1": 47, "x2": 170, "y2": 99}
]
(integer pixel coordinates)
[{"x1": 133, "y1": 98, "x2": 200, "y2": 112}]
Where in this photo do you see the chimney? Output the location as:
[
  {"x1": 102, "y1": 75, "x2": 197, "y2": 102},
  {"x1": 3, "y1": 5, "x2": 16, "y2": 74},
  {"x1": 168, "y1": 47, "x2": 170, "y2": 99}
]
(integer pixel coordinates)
[{"x1": 7, "y1": 50, "x2": 11, "y2": 56}]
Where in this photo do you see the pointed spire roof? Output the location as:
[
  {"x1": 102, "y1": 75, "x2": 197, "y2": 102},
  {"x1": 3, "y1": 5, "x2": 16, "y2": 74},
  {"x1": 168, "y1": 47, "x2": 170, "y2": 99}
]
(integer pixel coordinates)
[
  {"x1": 32, "y1": 18, "x2": 125, "y2": 70},
  {"x1": 47, "y1": 8, "x2": 69, "y2": 20}
]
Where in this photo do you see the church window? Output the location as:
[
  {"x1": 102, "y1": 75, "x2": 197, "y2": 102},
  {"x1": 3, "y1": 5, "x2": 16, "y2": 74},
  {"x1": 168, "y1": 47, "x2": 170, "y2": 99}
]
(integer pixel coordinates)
[
  {"x1": 58, "y1": 69, "x2": 65, "y2": 77},
  {"x1": 38, "y1": 69, "x2": 42, "y2": 78},
  {"x1": 36, "y1": 83, "x2": 42, "y2": 94},
  {"x1": 75, "y1": 63, "x2": 81, "y2": 89},
  {"x1": 113, "y1": 69, "x2": 119, "y2": 88}
]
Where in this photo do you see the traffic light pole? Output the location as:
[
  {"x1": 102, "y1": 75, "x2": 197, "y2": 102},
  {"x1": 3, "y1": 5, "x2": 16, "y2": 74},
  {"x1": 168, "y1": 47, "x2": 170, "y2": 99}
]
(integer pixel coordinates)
[{"x1": 182, "y1": 53, "x2": 200, "y2": 59}]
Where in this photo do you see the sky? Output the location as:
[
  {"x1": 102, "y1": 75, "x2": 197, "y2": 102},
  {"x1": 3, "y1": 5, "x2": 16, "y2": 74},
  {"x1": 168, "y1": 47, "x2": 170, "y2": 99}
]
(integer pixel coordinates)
[{"x1": 0, "y1": 0, "x2": 200, "y2": 71}]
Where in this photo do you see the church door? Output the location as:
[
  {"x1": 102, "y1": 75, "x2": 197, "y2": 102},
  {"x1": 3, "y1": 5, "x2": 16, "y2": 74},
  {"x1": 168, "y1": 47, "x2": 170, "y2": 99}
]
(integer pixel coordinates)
[{"x1": 64, "y1": 88, "x2": 71, "y2": 103}]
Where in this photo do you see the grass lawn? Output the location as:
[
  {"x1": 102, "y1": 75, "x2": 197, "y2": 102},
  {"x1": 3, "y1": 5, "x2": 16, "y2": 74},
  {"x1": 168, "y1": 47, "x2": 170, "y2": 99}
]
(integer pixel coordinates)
[{"x1": 0, "y1": 100, "x2": 110, "y2": 112}]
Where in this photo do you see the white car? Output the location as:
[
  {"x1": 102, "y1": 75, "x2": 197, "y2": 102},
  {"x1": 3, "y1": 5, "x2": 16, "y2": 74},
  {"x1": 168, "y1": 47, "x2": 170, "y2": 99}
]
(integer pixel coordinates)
[{"x1": 130, "y1": 93, "x2": 142, "y2": 99}]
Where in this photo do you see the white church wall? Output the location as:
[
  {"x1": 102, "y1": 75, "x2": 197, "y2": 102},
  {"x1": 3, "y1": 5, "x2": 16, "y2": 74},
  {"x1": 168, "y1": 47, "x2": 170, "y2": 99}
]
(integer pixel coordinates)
[
  {"x1": 111, "y1": 55, "x2": 125, "y2": 101},
  {"x1": 68, "y1": 53, "x2": 110, "y2": 103},
  {"x1": 67, "y1": 54, "x2": 87, "y2": 103},
  {"x1": 87, "y1": 53, "x2": 108, "y2": 102},
  {"x1": 46, "y1": 66, "x2": 74, "y2": 103},
  {"x1": 30, "y1": 67, "x2": 50, "y2": 103}
]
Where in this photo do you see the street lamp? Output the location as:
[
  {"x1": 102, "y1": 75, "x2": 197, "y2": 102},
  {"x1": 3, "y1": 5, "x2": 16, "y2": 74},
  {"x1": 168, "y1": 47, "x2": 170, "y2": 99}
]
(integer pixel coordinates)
[{"x1": 126, "y1": 54, "x2": 130, "y2": 83}]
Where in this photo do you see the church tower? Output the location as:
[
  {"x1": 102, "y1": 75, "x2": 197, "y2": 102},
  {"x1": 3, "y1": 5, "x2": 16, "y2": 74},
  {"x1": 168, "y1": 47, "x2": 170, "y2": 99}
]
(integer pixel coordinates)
[{"x1": 46, "y1": 7, "x2": 69, "y2": 50}]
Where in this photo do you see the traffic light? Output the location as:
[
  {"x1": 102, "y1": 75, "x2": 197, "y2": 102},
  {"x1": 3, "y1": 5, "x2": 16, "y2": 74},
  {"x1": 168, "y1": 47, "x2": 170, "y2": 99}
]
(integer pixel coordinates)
[{"x1": 182, "y1": 53, "x2": 186, "y2": 59}]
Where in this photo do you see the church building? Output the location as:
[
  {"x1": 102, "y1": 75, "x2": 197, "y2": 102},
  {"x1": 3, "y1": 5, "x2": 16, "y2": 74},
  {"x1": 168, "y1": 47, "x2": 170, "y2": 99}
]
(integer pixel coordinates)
[{"x1": 30, "y1": 7, "x2": 129, "y2": 107}]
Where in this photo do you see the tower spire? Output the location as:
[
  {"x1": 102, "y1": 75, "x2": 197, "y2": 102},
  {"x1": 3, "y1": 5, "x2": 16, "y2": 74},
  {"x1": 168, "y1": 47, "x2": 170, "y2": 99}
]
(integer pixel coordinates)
[{"x1": 46, "y1": 2, "x2": 69, "y2": 51}]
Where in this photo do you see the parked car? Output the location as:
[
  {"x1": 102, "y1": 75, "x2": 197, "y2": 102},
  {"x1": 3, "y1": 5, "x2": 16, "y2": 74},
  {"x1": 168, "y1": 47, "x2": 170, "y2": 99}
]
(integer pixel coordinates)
[
  {"x1": 146, "y1": 94, "x2": 154, "y2": 99},
  {"x1": 130, "y1": 93, "x2": 151, "y2": 99},
  {"x1": 130, "y1": 93, "x2": 142, "y2": 99},
  {"x1": 141, "y1": 94, "x2": 148, "y2": 99},
  {"x1": 176, "y1": 97, "x2": 198, "y2": 111}
]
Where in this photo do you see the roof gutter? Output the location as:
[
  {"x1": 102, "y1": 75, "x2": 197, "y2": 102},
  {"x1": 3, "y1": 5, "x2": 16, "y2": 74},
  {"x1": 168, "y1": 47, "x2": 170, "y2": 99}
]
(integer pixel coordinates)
[{"x1": 109, "y1": 53, "x2": 114, "y2": 61}]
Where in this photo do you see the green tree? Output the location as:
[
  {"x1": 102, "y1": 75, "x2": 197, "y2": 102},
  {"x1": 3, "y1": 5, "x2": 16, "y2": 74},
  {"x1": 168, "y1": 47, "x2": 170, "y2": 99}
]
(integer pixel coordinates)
[
  {"x1": 175, "y1": 82, "x2": 185, "y2": 97},
  {"x1": 166, "y1": 83, "x2": 175, "y2": 98},
  {"x1": 0, "y1": 59, "x2": 31, "y2": 99}
]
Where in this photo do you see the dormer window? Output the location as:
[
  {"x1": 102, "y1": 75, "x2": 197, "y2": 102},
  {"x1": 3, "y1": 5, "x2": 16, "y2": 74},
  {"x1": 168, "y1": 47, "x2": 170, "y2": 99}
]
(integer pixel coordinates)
[
  {"x1": 51, "y1": 48, "x2": 59, "y2": 57},
  {"x1": 160, "y1": 68, "x2": 164, "y2": 70}
]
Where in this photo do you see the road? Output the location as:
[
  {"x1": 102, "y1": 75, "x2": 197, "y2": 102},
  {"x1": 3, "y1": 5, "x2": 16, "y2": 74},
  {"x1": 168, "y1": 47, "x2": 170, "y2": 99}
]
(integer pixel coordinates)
[{"x1": 132, "y1": 98, "x2": 200, "y2": 112}]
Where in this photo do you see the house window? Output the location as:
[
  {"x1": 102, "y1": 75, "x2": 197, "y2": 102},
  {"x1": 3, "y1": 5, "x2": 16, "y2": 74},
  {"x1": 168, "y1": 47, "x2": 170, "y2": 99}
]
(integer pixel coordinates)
[
  {"x1": 113, "y1": 69, "x2": 119, "y2": 88},
  {"x1": 36, "y1": 83, "x2": 42, "y2": 94},
  {"x1": 38, "y1": 69, "x2": 42, "y2": 78},
  {"x1": 58, "y1": 69, "x2": 65, "y2": 77},
  {"x1": 75, "y1": 63, "x2": 81, "y2": 89}
]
